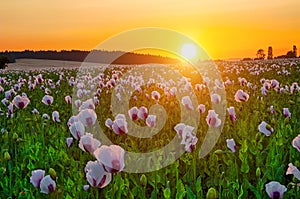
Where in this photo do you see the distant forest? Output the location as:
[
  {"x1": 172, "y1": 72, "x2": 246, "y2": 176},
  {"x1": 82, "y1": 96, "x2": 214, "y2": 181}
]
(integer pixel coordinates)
[{"x1": 0, "y1": 50, "x2": 179, "y2": 65}]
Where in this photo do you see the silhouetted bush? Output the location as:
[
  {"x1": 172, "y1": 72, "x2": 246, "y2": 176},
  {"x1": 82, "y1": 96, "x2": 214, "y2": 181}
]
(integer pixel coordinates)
[{"x1": 0, "y1": 55, "x2": 9, "y2": 69}]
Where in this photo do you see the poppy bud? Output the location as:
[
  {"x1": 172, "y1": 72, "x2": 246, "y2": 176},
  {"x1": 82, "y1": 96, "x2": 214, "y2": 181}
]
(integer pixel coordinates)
[
  {"x1": 140, "y1": 174, "x2": 147, "y2": 187},
  {"x1": 256, "y1": 167, "x2": 261, "y2": 177},
  {"x1": 13, "y1": 132, "x2": 18, "y2": 140},
  {"x1": 289, "y1": 100, "x2": 295, "y2": 105},
  {"x1": 206, "y1": 187, "x2": 217, "y2": 199},
  {"x1": 4, "y1": 151, "x2": 11, "y2": 161},
  {"x1": 49, "y1": 168, "x2": 56, "y2": 180},
  {"x1": 214, "y1": 149, "x2": 224, "y2": 154}
]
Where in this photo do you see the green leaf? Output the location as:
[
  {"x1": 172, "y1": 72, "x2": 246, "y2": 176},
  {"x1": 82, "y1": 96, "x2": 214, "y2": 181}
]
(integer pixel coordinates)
[
  {"x1": 176, "y1": 180, "x2": 186, "y2": 199},
  {"x1": 65, "y1": 194, "x2": 73, "y2": 199},
  {"x1": 163, "y1": 187, "x2": 171, "y2": 199},
  {"x1": 196, "y1": 176, "x2": 202, "y2": 194},
  {"x1": 247, "y1": 180, "x2": 262, "y2": 199},
  {"x1": 186, "y1": 186, "x2": 196, "y2": 199},
  {"x1": 237, "y1": 185, "x2": 244, "y2": 199}
]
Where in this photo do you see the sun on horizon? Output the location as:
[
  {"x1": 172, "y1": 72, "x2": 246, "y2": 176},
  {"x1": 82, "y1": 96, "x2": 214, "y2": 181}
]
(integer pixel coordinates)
[{"x1": 180, "y1": 43, "x2": 197, "y2": 60}]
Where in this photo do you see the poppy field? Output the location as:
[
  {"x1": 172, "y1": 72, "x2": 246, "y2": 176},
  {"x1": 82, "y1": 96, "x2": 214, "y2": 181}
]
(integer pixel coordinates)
[{"x1": 0, "y1": 59, "x2": 300, "y2": 198}]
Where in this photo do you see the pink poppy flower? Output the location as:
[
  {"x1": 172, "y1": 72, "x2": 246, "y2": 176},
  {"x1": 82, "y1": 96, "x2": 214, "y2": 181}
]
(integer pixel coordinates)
[
  {"x1": 258, "y1": 121, "x2": 273, "y2": 136},
  {"x1": 52, "y1": 111, "x2": 60, "y2": 122},
  {"x1": 32, "y1": 108, "x2": 39, "y2": 115},
  {"x1": 79, "y1": 99, "x2": 95, "y2": 111},
  {"x1": 40, "y1": 175, "x2": 56, "y2": 194},
  {"x1": 112, "y1": 73, "x2": 118, "y2": 80},
  {"x1": 234, "y1": 89, "x2": 249, "y2": 102},
  {"x1": 292, "y1": 135, "x2": 300, "y2": 152},
  {"x1": 170, "y1": 87, "x2": 177, "y2": 96},
  {"x1": 145, "y1": 93, "x2": 149, "y2": 99},
  {"x1": 227, "y1": 106, "x2": 236, "y2": 122},
  {"x1": 77, "y1": 89, "x2": 83, "y2": 98},
  {"x1": 69, "y1": 121, "x2": 85, "y2": 140},
  {"x1": 174, "y1": 123, "x2": 197, "y2": 152},
  {"x1": 45, "y1": 88, "x2": 51, "y2": 95},
  {"x1": 211, "y1": 93, "x2": 221, "y2": 104},
  {"x1": 7, "y1": 103, "x2": 13, "y2": 118},
  {"x1": 195, "y1": 84, "x2": 203, "y2": 91},
  {"x1": 77, "y1": 109, "x2": 97, "y2": 126},
  {"x1": 174, "y1": 123, "x2": 187, "y2": 136},
  {"x1": 226, "y1": 139, "x2": 236, "y2": 152},
  {"x1": 65, "y1": 96, "x2": 72, "y2": 104},
  {"x1": 146, "y1": 115, "x2": 156, "y2": 128},
  {"x1": 67, "y1": 115, "x2": 78, "y2": 127},
  {"x1": 271, "y1": 79, "x2": 279, "y2": 90},
  {"x1": 42, "y1": 95, "x2": 53, "y2": 105},
  {"x1": 42, "y1": 113, "x2": 50, "y2": 120},
  {"x1": 5, "y1": 90, "x2": 13, "y2": 100},
  {"x1": 238, "y1": 77, "x2": 247, "y2": 86},
  {"x1": 215, "y1": 79, "x2": 224, "y2": 89},
  {"x1": 1, "y1": 98, "x2": 9, "y2": 106},
  {"x1": 79, "y1": 133, "x2": 101, "y2": 154},
  {"x1": 283, "y1": 108, "x2": 291, "y2": 118},
  {"x1": 180, "y1": 126, "x2": 198, "y2": 152},
  {"x1": 84, "y1": 161, "x2": 111, "y2": 188},
  {"x1": 263, "y1": 81, "x2": 271, "y2": 90},
  {"x1": 286, "y1": 163, "x2": 300, "y2": 180},
  {"x1": 30, "y1": 169, "x2": 45, "y2": 188},
  {"x1": 94, "y1": 145, "x2": 125, "y2": 173},
  {"x1": 261, "y1": 87, "x2": 268, "y2": 96},
  {"x1": 128, "y1": 106, "x2": 139, "y2": 121},
  {"x1": 35, "y1": 74, "x2": 43, "y2": 84},
  {"x1": 75, "y1": 99, "x2": 81, "y2": 108},
  {"x1": 112, "y1": 114, "x2": 128, "y2": 135},
  {"x1": 83, "y1": 185, "x2": 90, "y2": 190},
  {"x1": 94, "y1": 96, "x2": 99, "y2": 105},
  {"x1": 12, "y1": 95, "x2": 30, "y2": 109},
  {"x1": 138, "y1": 106, "x2": 148, "y2": 120},
  {"x1": 181, "y1": 96, "x2": 194, "y2": 110},
  {"x1": 270, "y1": 106, "x2": 274, "y2": 114},
  {"x1": 151, "y1": 91, "x2": 160, "y2": 101},
  {"x1": 265, "y1": 181, "x2": 287, "y2": 199},
  {"x1": 206, "y1": 110, "x2": 221, "y2": 127},
  {"x1": 66, "y1": 137, "x2": 73, "y2": 148},
  {"x1": 198, "y1": 104, "x2": 206, "y2": 114},
  {"x1": 105, "y1": 118, "x2": 113, "y2": 129}
]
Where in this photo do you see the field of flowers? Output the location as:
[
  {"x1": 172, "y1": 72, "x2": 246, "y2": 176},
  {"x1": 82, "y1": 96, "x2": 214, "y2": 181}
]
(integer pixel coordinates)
[{"x1": 0, "y1": 59, "x2": 300, "y2": 198}]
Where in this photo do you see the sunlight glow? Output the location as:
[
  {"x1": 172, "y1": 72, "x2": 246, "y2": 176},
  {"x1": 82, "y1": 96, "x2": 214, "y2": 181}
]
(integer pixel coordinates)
[{"x1": 181, "y1": 43, "x2": 197, "y2": 60}]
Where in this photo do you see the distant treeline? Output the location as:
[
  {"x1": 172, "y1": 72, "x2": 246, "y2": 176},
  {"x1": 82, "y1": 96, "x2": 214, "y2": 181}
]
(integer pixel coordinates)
[{"x1": 0, "y1": 50, "x2": 179, "y2": 65}]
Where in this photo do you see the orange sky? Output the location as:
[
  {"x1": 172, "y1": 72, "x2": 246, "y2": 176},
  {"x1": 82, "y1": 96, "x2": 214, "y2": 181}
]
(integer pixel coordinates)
[{"x1": 1, "y1": 0, "x2": 300, "y2": 59}]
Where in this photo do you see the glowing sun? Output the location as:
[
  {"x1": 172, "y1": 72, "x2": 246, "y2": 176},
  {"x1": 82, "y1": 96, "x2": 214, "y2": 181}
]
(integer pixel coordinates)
[{"x1": 180, "y1": 43, "x2": 197, "y2": 59}]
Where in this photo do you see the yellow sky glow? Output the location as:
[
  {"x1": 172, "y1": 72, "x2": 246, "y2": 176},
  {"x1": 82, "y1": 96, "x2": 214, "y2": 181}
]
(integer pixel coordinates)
[{"x1": 1, "y1": 0, "x2": 300, "y2": 59}]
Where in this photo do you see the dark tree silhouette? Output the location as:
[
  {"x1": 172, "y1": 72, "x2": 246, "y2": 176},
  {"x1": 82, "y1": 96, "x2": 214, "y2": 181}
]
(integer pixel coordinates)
[
  {"x1": 293, "y1": 45, "x2": 297, "y2": 57},
  {"x1": 0, "y1": 50, "x2": 179, "y2": 65},
  {"x1": 286, "y1": 51, "x2": 296, "y2": 58},
  {"x1": 256, "y1": 49, "x2": 265, "y2": 60},
  {"x1": 267, "y1": 46, "x2": 273, "y2": 59},
  {"x1": 0, "y1": 55, "x2": 9, "y2": 69}
]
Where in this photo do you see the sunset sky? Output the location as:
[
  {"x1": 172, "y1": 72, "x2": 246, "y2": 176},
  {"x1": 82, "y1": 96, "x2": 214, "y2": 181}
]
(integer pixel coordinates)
[{"x1": 1, "y1": 0, "x2": 300, "y2": 59}]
